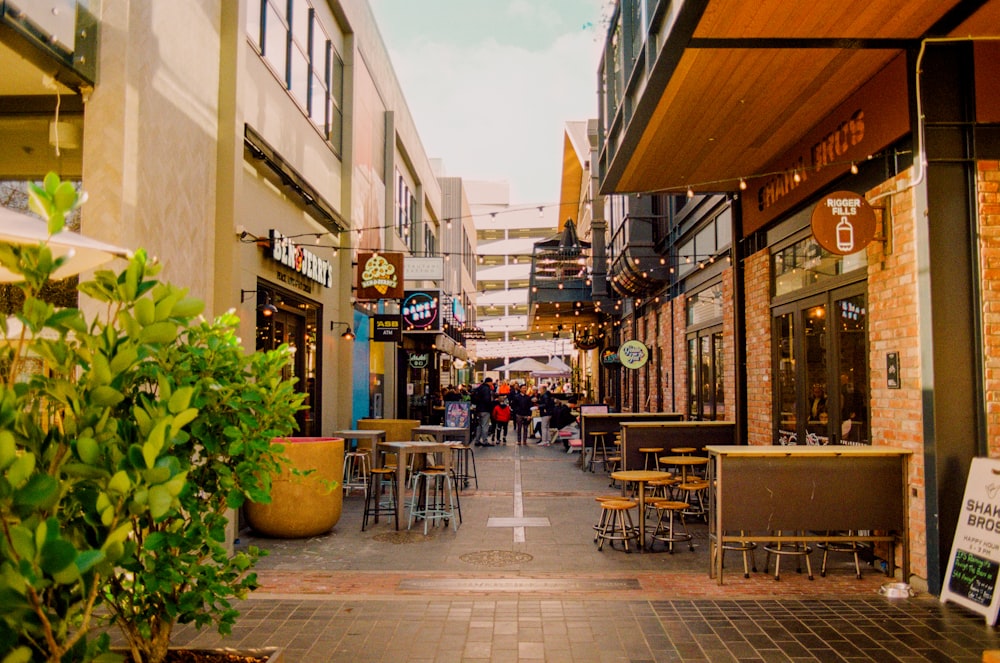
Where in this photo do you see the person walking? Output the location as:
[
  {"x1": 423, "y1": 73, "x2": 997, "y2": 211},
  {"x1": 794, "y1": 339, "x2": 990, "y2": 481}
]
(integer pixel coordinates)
[
  {"x1": 472, "y1": 377, "x2": 495, "y2": 446},
  {"x1": 510, "y1": 384, "x2": 534, "y2": 445},
  {"x1": 492, "y1": 397, "x2": 512, "y2": 445},
  {"x1": 535, "y1": 384, "x2": 555, "y2": 445}
]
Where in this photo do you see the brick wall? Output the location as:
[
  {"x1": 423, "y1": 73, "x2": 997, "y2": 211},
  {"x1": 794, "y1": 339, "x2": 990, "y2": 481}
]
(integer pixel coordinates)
[
  {"x1": 744, "y1": 250, "x2": 772, "y2": 445},
  {"x1": 980, "y1": 160, "x2": 1000, "y2": 456},
  {"x1": 721, "y1": 267, "x2": 737, "y2": 423},
  {"x1": 866, "y1": 167, "x2": 925, "y2": 580}
]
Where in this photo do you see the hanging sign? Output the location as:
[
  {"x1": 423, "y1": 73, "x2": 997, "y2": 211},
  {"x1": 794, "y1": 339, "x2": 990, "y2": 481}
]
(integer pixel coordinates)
[
  {"x1": 941, "y1": 457, "x2": 1000, "y2": 624},
  {"x1": 810, "y1": 191, "x2": 878, "y2": 256},
  {"x1": 618, "y1": 340, "x2": 650, "y2": 370},
  {"x1": 408, "y1": 352, "x2": 430, "y2": 369},
  {"x1": 372, "y1": 314, "x2": 401, "y2": 343},
  {"x1": 401, "y1": 290, "x2": 440, "y2": 331},
  {"x1": 601, "y1": 347, "x2": 621, "y2": 367},
  {"x1": 356, "y1": 252, "x2": 404, "y2": 300}
]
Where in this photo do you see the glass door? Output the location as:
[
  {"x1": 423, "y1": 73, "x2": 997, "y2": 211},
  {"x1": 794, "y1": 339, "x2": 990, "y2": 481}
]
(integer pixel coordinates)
[
  {"x1": 254, "y1": 286, "x2": 320, "y2": 436},
  {"x1": 687, "y1": 327, "x2": 724, "y2": 420},
  {"x1": 772, "y1": 284, "x2": 867, "y2": 445}
]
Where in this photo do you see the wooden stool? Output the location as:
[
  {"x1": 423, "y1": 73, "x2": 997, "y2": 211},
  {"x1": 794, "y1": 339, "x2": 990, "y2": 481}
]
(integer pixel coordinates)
[
  {"x1": 677, "y1": 479, "x2": 709, "y2": 520},
  {"x1": 592, "y1": 496, "x2": 636, "y2": 542},
  {"x1": 673, "y1": 447, "x2": 696, "y2": 455},
  {"x1": 362, "y1": 467, "x2": 398, "y2": 531},
  {"x1": 648, "y1": 500, "x2": 693, "y2": 553},
  {"x1": 595, "y1": 499, "x2": 640, "y2": 552},
  {"x1": 586, "y1": 432, "x2": 609, "y2": 473},
  {"x1": 764, "y1": 531, "x2": 814, "y2": 581},
  {"x1": 639, "y1": 447, "x2": 664, "y2": 471}
]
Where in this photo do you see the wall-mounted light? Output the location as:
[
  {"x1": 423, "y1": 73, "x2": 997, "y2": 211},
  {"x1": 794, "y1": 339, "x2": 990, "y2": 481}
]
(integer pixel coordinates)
[
  {"x1": 241, "y1": 289, "x2": 277, "y2": 317},
  {"x1": 330, "y1": 321, "x2": 355, "y2": 340}
]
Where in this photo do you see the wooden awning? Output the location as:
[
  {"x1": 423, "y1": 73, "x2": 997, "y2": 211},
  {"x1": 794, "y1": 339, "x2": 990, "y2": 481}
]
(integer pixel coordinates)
[{"x1": 601, "y1": 0, "x2": 1000, "y2": 196}]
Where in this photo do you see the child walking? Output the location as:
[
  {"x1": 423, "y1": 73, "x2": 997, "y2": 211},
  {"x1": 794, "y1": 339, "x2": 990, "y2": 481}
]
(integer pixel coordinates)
[{"x1": 492, "y1": 397, "x2": 512, "y2": 445}]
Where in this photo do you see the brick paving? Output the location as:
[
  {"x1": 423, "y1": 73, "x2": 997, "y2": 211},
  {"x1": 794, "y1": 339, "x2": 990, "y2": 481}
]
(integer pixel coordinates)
[{"x1": 164, "y1": 443, "x2": 1000, "y2": 661}]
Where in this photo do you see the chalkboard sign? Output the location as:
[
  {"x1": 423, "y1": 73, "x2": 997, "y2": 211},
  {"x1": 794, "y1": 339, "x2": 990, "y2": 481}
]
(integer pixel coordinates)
[
  {"x1": 941, "y1": 457, "x2": 1000, "y2": 624},
  {"x1": 948, "y1": 549, "x2": 999, "y2": 607}
]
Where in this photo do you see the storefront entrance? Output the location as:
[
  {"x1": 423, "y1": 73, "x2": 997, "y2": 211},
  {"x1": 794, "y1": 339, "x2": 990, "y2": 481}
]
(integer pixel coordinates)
[
  {"x1": 253, "y1": 284, "x2": 320, "y2": 436},
  {"x1": 773, "y1": 283, "x2": 868, "y2": 446}
]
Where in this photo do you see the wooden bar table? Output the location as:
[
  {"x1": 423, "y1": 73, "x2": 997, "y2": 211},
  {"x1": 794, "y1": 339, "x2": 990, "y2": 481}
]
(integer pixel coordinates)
[
  {"x1": 412, "y1": 424, "x2": 470, "y2": 445},
  {"x1": 705, "y1": 444, "x2": 911, "y2": 584},
  {"x1": 609, "y1": 469, "x2": 672, "y2": 550},
  {"x1": 332, "y1": 429, "x2": 385, "y2": 455},
  {"x1": 378, "y1": 440, "x2": 456, "y2": 530}
]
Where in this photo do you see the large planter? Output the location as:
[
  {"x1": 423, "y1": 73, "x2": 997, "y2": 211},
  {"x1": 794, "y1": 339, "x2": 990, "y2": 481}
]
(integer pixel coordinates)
[
  {"x1": 245, "y1": 437, "x2": 344, "y2": 538},
  {"x1": 116, "y1": 647, "x2": 283, "y2": 662}
]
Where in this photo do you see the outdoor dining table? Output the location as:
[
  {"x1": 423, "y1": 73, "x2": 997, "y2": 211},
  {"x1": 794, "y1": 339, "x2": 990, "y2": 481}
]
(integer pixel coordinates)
[
  {"x1": 377, "y1": 440, "x2": 456, "y2": 530},
  {"x1": 412, "y1": 424, "x2": 470, "y2": 445},
  {"x1": 332, "y1": 429, "x2": 386, "y2": 455},
  {"x1": 658, "y1": 455, "x2": 709, "y2": 483},
  {"x1": 609, "y1": 469, "x2": 672, "y2": 551}
]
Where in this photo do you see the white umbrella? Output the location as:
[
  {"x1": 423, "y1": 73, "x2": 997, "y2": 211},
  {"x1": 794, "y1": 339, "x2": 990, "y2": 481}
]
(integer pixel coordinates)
[
  {"x1": 0, "y1": 205, "x2": 130, "y2": 282},
  {"x1": 492, "y1": 357, "x2": 552, "y2": 373}
]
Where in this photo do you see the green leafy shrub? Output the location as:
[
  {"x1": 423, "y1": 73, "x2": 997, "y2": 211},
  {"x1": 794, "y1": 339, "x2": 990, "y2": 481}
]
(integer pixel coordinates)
[{"x1": 0, "y1": 174, "x2": 306, "y2": 663}]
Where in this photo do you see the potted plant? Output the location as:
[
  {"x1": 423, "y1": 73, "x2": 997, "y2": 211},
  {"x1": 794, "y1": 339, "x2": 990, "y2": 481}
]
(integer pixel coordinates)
[{"x1": 0, "y1": 173, "x2": 305, "y2": 663}]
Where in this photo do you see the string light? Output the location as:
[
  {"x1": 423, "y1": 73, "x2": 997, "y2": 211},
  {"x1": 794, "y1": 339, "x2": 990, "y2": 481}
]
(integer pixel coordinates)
[
  {"x1": 850, "y1": 162, "x2": 859, "y2": 174},
  {"x1": 739, "y1": 179, "x2": 747, "y2": 190},
  {"x1": 686, "y1": 188, "x2": 694, "y2": 198}
]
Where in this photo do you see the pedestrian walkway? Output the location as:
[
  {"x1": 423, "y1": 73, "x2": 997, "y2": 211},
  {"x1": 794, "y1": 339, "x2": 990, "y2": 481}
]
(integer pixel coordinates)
[{"x1": 167, "y1": 442, "x2": 1000, "y2": 661}]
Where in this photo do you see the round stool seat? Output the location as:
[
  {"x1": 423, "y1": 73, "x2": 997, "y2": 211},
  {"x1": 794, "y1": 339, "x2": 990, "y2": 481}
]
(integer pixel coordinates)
[
  {"x1": 639, "y1": 447, "x2": 665, "y2": 470},
  {"x1": 673, "y1": 447, "x2": 697, "y2": 455}
]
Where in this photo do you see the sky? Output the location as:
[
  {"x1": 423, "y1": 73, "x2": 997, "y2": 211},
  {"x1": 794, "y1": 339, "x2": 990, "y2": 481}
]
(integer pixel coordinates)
[{"x1": 369, "y1": 0, "x2": 608, "y2": 205}]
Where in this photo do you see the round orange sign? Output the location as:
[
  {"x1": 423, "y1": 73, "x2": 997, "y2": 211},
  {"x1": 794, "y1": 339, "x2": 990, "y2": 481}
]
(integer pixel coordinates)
[{"x1": 810, "y1": 191, "x2": 877, "y2": 255}]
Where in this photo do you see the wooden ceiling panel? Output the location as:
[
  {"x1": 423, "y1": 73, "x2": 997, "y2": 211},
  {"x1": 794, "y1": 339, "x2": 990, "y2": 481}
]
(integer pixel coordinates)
[
  {"x1": 952, "y1": 2, "x2": 1000, "y2": 34},
  {"x1": 618, "y1": 47, "x2": 902, "y2": 194},
  {"x1": 695, "y1": 0, "x2": 956, "y2": 39}
]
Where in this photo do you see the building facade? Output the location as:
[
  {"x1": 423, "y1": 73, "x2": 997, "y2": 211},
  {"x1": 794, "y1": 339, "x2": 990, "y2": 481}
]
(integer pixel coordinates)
[
  {"x1": 593, "y1": 0, "x2": 1000, "y2": 593},
  {"x1": 0, "y1": 1, "x2": 462, "y2": 432}
]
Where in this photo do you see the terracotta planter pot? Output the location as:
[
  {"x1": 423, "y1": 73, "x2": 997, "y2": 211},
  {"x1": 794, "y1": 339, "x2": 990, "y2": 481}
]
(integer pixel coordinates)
[{"x1": 245, "y1": 437, "x2": 344, "y2": 538}]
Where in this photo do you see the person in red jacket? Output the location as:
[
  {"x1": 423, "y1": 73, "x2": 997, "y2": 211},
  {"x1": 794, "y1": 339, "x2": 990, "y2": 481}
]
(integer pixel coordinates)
[{"x1": 492, "y1": 397, "x2": 513, "y2": 445}]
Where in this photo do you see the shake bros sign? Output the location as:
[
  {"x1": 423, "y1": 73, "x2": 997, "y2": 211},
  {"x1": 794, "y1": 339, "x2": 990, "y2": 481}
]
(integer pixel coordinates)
[
  {"x1": 618, "y1": 340, "x2": 649, "y2": 370},
  {"x1": 269, "y1": 229, "x2": 332, "y2": 288},
  {"x1": 943, "y1": 458, "x2": 1000, "y2": 624},
  {"x1": 356, "y1": 252, "x2": 403, "y2": 300}
]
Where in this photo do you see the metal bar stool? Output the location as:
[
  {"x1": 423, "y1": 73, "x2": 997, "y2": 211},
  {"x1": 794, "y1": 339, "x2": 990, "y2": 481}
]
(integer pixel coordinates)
[
  {"x1": 362, "y1": 467, "x2": 398, "y2": 531},
  {"x1": 342, "y1": 450, "x2": 370, "y2": 496},
  {"x1": 819, "y1": 531, "x2": 865, "y2": 579},
  {"x1": 764, "y1": 531, "x2": 814, "y2": 581},
  {"x1": 712, "y1": 530, "x2": 758, "y2": 578},
  {"x1": 450, "y1": 443, "x2": 478, "y2": 491},
  {"x1": 408, "y1": 469, "x2": 459, "y2": 535}
]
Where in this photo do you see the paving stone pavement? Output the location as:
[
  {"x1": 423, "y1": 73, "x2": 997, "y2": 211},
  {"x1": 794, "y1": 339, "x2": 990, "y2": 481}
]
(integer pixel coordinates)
[{"x1": 165, "y1": 443, "x2": 1000, "y2": 661}]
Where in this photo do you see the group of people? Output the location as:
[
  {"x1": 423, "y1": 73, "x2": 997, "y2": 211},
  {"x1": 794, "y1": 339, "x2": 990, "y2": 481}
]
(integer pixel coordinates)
[{"x1": 462, "y1": 378, "x2": 577, "y2": 447}]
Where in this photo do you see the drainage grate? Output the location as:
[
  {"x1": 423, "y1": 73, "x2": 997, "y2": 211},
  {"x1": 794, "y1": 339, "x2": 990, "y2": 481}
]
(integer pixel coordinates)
[
  {"x1": 459, "y1": 550, "x2": 534, "y2": 567},
  {"x1": 371, "y1": 531, "x2": 432, "y2": 545}
]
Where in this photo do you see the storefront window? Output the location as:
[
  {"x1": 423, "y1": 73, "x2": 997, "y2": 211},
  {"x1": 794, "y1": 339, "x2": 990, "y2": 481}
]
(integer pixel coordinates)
[
  {"x1": 775, "y1": 312, "x2": 796, "y2": 443},
  {"x1": 773, "y1": 236, "x2": 867, "y2": 298}
]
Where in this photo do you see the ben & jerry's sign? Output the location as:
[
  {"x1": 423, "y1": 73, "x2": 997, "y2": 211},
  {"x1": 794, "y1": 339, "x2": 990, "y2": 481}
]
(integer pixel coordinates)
[
  {"x1": 269, "y1": 229, "x2": 332, "y2": 287},
  {"x1": 356, "y1": 252, "x2": 404, "y2": 300}
]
